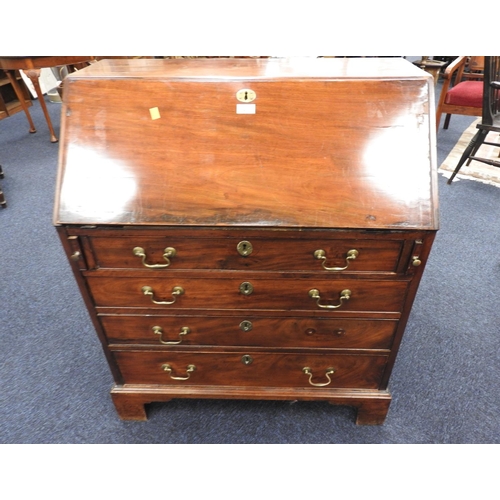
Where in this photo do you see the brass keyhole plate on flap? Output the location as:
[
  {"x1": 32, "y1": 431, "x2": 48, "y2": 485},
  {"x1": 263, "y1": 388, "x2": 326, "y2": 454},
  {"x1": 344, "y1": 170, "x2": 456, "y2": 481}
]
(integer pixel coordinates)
[{"x1": 236, "y1": 89, "x2": 256, "y2": 103}]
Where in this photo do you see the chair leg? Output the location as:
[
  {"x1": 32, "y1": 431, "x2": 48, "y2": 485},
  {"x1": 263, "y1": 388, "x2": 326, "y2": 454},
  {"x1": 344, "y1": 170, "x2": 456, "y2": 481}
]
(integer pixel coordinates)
[
  {"x1": 444, "y1": 114, "x2": 451, "y2": 129},
  {"x1": 447, "y1": 129, "x2": 488, "y2": 184}
]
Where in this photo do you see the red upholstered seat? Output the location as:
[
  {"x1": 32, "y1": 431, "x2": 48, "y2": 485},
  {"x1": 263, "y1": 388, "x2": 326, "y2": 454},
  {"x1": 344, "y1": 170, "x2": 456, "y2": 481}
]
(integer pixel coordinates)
[
  {"x1": 436, "y1": 56, "x2": 485, "y2": 130},
  {"x1": 444, "y1": 80, "x2": 483, "y2": 107}
]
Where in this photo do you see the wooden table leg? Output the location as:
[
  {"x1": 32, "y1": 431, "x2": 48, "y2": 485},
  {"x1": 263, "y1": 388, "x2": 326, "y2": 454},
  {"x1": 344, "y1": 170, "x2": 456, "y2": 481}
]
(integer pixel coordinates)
[
  {"x1": 25, "y1": 68, "x2": 58, "y2": 143},
  {"x1": 5, "y1": 70, "x2": 36, "y2": 134}
]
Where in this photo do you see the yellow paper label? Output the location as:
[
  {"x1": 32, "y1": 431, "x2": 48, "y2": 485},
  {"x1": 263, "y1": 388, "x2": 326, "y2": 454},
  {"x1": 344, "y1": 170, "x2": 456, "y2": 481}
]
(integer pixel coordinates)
[{"x1": 149, "y1": 107, "x2": 161, "y2": 120}]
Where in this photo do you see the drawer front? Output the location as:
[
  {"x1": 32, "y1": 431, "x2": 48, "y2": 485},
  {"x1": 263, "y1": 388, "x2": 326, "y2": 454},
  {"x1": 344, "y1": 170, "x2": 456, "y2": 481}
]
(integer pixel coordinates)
[
  {"x1": 87, "y1": 235, "x2": 403, "y2": 273},
  {"x1": 87, "y1": 276, "x2": 408, "y2": 313},
  {"x1": 113, "y1": 350, "x2": 388, "y2": 389},
  {"x1": 100, "y1": 315, "x2": 398, "y2": 349}
]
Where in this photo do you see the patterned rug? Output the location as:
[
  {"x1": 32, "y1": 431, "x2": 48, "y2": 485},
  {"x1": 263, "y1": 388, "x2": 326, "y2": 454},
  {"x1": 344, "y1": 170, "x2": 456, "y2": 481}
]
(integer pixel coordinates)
[{"x1": 439, "y1": 118, "x2": 500, "y2": 187}]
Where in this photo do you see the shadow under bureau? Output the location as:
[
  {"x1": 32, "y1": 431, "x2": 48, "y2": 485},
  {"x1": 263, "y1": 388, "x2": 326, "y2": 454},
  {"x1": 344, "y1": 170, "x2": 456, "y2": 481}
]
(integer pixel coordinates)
[{"x1": 54, "y1": 57, "x2": 438, "y2": 425}]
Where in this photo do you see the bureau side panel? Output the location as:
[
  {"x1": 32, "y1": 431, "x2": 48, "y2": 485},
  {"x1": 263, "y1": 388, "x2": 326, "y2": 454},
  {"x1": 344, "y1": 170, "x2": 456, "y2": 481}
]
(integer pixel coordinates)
[{"x1": 56, "y1": 226, "x2": 124, "y2": 384}]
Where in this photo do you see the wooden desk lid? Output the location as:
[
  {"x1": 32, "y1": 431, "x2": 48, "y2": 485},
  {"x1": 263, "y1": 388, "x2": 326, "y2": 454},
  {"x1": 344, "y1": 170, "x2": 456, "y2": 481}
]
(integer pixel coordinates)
[{"x1": 54, "y1": 58, "x2": 438, "y2": 230}]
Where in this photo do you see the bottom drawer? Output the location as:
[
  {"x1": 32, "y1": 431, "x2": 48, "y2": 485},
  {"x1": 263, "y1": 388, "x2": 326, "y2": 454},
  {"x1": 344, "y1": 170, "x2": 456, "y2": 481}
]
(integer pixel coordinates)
[{"x1": 113, "y1": 350, "x2": 389, "y2": 389}]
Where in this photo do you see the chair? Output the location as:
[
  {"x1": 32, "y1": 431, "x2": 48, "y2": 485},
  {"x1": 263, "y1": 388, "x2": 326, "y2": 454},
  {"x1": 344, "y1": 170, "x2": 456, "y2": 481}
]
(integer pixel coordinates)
[
  {"x1": 447, "y1": 56, "x2": 500, "y2": 184},
  {"x1": 0, "y1": 164, "x2": 5, "y2": 208},
  {"x1": 436, "y1": 56, "x2": 485, "y2": 130}
]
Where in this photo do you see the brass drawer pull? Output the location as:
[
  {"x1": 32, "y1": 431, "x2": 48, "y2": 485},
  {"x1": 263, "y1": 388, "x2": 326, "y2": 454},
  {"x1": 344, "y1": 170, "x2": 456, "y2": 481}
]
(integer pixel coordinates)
[
  {"x1": 142, "y1": 285, "x2": 184, "y2": 305},
  {"x1": 302, "y1": 367, "x2": 335, "y2": 387},
  {"x1": 70, "y1": 251, "x2": 81, "y2": 261},
  {"x1": 308, "y1": 288, "x2": 351, "y2": 309},
  {"x1": 133, "y1": 246, "x2": 176, "y2": 268},
  {"x1": 162, "y1": 364, "x2": 196, "y2": 381},
  {"x1": 314, "y1": 249, "x2": 358, "y2": 271},
  {"x1": 152, "y1": 326, "x2": 190, "y2": 345}
]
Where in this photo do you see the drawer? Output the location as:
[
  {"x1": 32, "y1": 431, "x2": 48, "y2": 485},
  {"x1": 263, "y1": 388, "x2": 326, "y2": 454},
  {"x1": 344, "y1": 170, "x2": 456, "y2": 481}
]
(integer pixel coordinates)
[
  {"x1": 113, "y1": 350, "x2": 389, "y2": 389},
  {"x1": 87, "y1": 276, "x2": 409, "y2": 313},
  {"x1": 87, "y1": 235, "x2": 404, "y2": 273},
  {"x1": 100, "y1": 314, "x2": 398, "y2": 349}
]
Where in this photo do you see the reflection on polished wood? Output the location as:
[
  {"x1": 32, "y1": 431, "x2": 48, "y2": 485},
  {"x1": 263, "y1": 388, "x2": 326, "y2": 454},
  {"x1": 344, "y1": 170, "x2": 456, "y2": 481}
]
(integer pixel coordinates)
[{"x1": 55, "y1": 57, "x2": 438, "y2": 229}]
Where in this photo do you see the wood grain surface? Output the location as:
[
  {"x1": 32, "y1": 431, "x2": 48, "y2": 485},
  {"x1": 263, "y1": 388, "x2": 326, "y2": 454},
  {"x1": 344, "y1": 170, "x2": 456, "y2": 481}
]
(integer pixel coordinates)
[{"x1": 54, "y1": 58, "x2": 438, "y2": 229}]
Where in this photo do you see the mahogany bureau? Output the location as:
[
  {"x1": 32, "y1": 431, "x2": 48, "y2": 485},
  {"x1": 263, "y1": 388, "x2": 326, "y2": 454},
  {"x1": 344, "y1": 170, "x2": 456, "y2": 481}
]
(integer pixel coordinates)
[{"x1": 53, "y1": 57, "x2": 438, "y2": 425}]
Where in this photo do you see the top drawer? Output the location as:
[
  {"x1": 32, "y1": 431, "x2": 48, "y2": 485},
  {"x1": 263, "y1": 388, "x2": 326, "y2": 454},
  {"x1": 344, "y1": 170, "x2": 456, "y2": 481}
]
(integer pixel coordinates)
[{"x1": 85, "y1": 234, "x2": 405, "y2": 273}]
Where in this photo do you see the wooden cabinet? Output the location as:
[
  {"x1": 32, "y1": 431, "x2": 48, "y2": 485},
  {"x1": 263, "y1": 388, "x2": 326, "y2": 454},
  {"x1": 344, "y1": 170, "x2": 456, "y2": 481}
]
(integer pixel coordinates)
[
  {"x1": 0, "y1": 69, "x2": 31, "y2": 120},
  {"x1": 54, "y1": 57, "x2": 438, "y2": 425}
]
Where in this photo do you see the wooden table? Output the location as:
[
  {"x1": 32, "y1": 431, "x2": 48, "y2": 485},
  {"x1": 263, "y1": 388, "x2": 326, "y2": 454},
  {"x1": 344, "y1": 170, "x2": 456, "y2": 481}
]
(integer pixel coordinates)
[
  {"x1": 0, "y1": 56, "x2": 94, "y2": 142},
  {"x1": 413, "y1": 57, "x2": 447, "y2": 86}
]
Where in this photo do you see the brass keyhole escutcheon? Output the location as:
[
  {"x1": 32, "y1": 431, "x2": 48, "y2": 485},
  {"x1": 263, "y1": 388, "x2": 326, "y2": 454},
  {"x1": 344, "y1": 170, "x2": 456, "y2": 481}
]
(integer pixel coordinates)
[
  {"x1": 239, "y1": 282, "x2": 254, "y2": 296},
  {"x1": 240, "y1": 320, "x2": 253, "y2": 332},
  {"x1": 241, "y1": 355, "x2": 253, "y2": 365},
  {"x1": 236, "y1": 89, "x2": 256, "y2": 103},
  {"x1": 237, "y1": 240, "x2": 253, "y2": 257}
]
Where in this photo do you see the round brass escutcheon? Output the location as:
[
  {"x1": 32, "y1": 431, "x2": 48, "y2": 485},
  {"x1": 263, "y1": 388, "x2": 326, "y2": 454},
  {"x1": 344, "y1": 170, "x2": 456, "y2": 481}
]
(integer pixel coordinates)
[
  {"x1": 412, "y1": 257, "x2": 422, "y2": 267},
  {"x1": 239, "y1": 282, "x2": 254, "y2": 296},
  {"x1": 237, "y1": 240, "x2": 253, "y2": 257},
  {"x1": 241, "y1": 355, "x2": 253, "y2": 365},
  {"x1": 240, "y1": 320, "x2": 253, "y2": 332}
]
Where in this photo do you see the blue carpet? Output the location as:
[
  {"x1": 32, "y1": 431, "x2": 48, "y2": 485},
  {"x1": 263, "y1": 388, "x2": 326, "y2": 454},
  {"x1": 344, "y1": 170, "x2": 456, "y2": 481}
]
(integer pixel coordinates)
[{"x1": 0, "y1": 87, "x2": 498, "y2": 444}]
